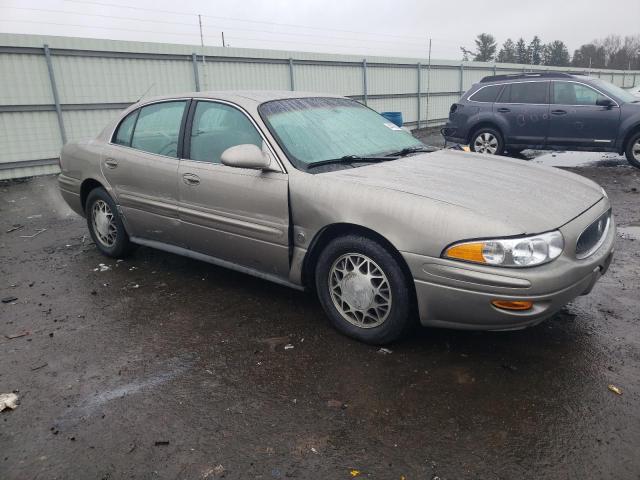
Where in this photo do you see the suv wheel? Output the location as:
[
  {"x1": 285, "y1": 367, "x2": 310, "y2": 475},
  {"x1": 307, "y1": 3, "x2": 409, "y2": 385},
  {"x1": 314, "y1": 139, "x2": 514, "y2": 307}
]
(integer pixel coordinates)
[
  {"x1": 470, "y1": 128, "x2": 504, "y2": 155},
  {"x1": 315, "y1": 235, "x2": 414, "y2": 345},
  {"x1": 86, "y1": 187, "x2": 134, "y2": 258},
  {"x1": 625, "y1": 131, "x2": 640, "y2": 169}
]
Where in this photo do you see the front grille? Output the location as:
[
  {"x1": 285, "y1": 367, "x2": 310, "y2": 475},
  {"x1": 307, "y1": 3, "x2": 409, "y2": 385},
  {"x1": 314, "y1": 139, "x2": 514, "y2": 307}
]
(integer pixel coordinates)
[{"x1": 576, "y1": 210, "x2": 611, "y2": 259}]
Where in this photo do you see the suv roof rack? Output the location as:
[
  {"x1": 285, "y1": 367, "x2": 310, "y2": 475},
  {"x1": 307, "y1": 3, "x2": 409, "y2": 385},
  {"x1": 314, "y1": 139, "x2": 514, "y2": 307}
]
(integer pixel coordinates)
[{"x1": 479, "y1": 72, "x2": 574, "y2": 83}]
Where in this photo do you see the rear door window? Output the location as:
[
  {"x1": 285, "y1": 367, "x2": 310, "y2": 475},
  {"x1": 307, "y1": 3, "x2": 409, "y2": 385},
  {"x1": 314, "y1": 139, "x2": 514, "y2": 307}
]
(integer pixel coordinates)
[
  {"x1": 469, "y1": 84, "x2": 502, "y2": 102},
  {"x1": 498, "y1": 81, "x2": 549, "y2": 104},
  {"x1": 130, "y1": 101, "x2": 187, "y2": 158},
  {"x1": 113, "y1": 110, "x2": 139, "y2": 146}
]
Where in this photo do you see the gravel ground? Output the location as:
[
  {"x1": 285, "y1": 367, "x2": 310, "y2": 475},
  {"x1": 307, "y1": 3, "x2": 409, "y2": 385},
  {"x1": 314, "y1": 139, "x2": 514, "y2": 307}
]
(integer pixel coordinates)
[{"x1": 1, "y1": 153, "x2": 639, "y2": 479}]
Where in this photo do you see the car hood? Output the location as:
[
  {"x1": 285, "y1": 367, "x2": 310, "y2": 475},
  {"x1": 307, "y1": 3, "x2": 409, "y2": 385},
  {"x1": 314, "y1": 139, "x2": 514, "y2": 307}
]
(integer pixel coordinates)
[{"x1": 324, "y1": 149, "x2": 603, "y2": 234}]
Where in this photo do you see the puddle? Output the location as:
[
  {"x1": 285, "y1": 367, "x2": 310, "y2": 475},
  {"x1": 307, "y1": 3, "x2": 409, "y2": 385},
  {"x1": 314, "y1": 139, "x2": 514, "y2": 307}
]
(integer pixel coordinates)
[
  {"x1": 528, "y1": 150, "x2": 628, "y2": 168},
  {"x1": 618, "y1": 225, "x2": 640, "y2": 241}
]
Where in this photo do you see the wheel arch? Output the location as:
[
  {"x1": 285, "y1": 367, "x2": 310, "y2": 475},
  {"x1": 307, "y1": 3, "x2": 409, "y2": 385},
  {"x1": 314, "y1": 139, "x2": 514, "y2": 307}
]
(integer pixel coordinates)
[
  {"x1": 467, "y1": 121, "x2": 505, "y2": 145},
  {"x1": 80, "y1": 178, "x2": 105, "y2": 213},
  {"x1": 301, "y1": 223, "x2": 417, "y2": 305},
  {"x1": 620, "y1": 122, "x2": 640, "y2": 155}
]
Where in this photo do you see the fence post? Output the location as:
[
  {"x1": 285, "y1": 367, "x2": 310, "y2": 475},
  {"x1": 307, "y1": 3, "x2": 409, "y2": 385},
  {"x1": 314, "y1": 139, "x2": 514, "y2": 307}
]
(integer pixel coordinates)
[
  {"x1": 493, "y1": 64, "x2": 497, "y2": 76},
  {"x1": 362, "y1": 59, "x2": 368, "y2": 106},
  {"x1": 459, "y1": 63, "x2": 464, "y2": 94},
  {"x1": 289, "y1": 58, "x2": 295, "y2": 91},
  {"x1": 191, "y1": 53, "x2": 200, "y2": 92},
  {"x1": 416, "y1": 62, "x2": 421, "y2": 129},
  {"x1": 43, "y1": 44, "x2": 67, "y2": 145}
]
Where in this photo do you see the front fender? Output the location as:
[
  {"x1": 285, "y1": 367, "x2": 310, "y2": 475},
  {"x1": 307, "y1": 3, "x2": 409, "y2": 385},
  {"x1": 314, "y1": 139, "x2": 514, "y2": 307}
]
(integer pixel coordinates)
[
  {"x1": 287, "y1": 171, "x2": 521, "y2": 285},
  {"x1": 617, "y1": 112, "x2": 640, "y2": 153}
]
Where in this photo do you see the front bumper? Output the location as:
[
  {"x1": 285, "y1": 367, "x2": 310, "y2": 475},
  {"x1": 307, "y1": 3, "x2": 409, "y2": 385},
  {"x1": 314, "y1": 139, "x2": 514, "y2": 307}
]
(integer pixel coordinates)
[{"x1": 402, "y1": 203, "x2": 615, "y2": 330}]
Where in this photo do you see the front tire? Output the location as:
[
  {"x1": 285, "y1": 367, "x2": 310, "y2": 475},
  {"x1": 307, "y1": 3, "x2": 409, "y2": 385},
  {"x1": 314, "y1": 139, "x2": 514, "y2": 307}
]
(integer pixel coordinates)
[
  {"x1": 85, "y1": 187, "x2": 134, "y2": 258},
  {"x1": 315, "y1": 235, "x2": 414, "y2": 345},
  {"x1": 625, "y1": 132, "x2": 640, "y2": 169},
  {"x1": 470, "y1": 127, "x2": 504, "y2": 155}
]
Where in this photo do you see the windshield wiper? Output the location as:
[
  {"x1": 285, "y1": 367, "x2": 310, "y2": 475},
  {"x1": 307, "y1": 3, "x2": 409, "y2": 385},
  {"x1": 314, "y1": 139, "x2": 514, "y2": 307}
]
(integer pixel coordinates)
[
  {"x1": 306, "y1": 155, "x2": 393, "y2": 169},
  {"x1": 384, "y1": 146, "x2": 434, "y2": 157}
]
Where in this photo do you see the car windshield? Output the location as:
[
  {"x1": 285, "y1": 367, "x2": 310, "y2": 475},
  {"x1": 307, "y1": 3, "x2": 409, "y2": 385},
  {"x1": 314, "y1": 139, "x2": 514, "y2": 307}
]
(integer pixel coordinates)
[
  {"x1": 259, "y1": 97, "x2": 427, "y2": 169},
  {"x1": 590, "y1": 78, "x2": 638, "y2": 103}
]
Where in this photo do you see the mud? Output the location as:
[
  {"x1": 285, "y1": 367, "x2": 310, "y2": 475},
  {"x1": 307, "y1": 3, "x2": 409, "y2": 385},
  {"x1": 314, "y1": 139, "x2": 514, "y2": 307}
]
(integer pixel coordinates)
[{"x1": 1, "y1": 159, "x2": 639, "y2": 479}]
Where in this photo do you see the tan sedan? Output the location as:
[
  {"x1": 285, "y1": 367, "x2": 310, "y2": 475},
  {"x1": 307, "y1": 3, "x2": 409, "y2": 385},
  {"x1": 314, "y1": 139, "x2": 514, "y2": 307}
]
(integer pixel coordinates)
[{"x1": 58, "y1": 91, "x2": 615, "y2": 344}]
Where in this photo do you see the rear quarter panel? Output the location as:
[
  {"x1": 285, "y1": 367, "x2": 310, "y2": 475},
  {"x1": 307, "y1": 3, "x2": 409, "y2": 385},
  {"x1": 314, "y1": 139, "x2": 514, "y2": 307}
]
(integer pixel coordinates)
[{"x1": 58, "y1": 139, "x2": 109, "y2": 216}]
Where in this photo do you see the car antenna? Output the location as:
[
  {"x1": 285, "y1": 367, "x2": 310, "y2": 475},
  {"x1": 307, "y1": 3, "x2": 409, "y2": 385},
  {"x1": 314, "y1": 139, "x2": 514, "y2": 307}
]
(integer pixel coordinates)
[{"x1": 135, "y1": 83, "x2": 156, "y2": 103}]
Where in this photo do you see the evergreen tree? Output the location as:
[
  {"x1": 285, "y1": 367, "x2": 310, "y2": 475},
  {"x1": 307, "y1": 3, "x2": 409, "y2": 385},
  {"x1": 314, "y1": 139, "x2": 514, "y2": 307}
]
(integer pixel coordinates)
[
  {"x1": 515, "y1": 38, "x2": 529, "y2": 64},
  {"x1": 528, "y1": 36, "x2": 543, "y2": 65},
  {"x1": 460, "y1": 33, "x2": 497, "y2": 62},
  {"x1": 542, "y1": 41, "x2": 570, "y2": 66},
  {"x1": 473, "y1": 33, "x2": 498, "y2": 62},
  {"x1": 496, "y1": 38, "x2": 517, "y2": 63}
]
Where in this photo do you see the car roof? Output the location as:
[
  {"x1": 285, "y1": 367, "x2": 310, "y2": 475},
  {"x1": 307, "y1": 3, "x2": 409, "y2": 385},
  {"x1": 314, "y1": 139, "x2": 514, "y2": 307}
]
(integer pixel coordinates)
[{"x1": 135, "y1": 90, "x2": 343, "y2": 108}]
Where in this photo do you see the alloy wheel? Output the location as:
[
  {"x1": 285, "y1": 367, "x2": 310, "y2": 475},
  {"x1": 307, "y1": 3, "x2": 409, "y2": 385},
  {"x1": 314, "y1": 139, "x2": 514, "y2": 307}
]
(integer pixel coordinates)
[
  {"x1": 91, "y1": 199, "x2": 117, "y2": 247},
  {"x1": 473, "y1": 132, "x2": 499, "y2": 154},
  {"x1": 328, "y1": 253, "x2": 392, "y2": 328},
  {"x1": 633, "y1": 139, "x2": 640, "y2": 162}
]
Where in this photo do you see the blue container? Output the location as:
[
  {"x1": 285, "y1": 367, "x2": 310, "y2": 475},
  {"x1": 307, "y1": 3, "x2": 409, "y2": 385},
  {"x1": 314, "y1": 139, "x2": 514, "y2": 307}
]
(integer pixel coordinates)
[{"x1": 381, "y1": 111, "x2": 403, "y2": 127}]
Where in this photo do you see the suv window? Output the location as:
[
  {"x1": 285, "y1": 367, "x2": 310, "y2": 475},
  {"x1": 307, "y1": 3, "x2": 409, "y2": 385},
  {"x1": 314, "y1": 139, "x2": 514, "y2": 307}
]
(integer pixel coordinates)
[
  {"x1": 498, "y1": 81, "x2": 548, "y2": 104},
  {"x1": 130, "y1": 101, "x2": 187, "y2": 157},
  {"x1": 469, "y1": 84, "x2": 502, "y2": 103},
  {"x1": 552, "y1": 81, "x2": 608, "y2": 106},
  {"x1": 189, "y1": 101, "x2": 263, "y2": 163},
  {"x1": 113, "y1": 110, "x2": 139, "y2": 146}
]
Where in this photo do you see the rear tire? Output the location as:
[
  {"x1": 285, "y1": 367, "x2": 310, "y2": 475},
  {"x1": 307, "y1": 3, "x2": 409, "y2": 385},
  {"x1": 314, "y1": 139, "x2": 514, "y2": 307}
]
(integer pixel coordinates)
[
  {"x1": 314, "y1": 235, "x2": 414, "y2": 345},
  {"x1": 85, "y1": 187, "x2": 134, "y2": 258},
  {"x1": 470, "y1": 127, "x2": 504, "y2": 155},
  {"x1": 625, "y1": 131, "x2": 640, "y2": 169}
]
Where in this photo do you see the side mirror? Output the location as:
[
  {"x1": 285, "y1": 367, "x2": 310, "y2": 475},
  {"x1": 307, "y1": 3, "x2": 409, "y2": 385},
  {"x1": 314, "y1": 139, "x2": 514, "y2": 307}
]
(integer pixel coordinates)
[
  {"x1": 220, "y1": 144, "x2": 276, "y2": 171},
  {"x1": 596, "y1": 98, "x2": 615, "y2": 109}
]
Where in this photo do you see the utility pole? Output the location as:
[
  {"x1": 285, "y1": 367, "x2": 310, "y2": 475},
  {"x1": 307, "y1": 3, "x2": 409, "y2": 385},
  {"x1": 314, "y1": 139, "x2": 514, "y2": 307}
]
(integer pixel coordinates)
[
  {"x1": 222, "y1": 31, "x2": 226, "y2": 47},
  {"x1": 198, "y1": 14, "x2": 205, "y2": 65},
  {"x1": 425, "y1": 37, "x2": 432, "y2": 128}
]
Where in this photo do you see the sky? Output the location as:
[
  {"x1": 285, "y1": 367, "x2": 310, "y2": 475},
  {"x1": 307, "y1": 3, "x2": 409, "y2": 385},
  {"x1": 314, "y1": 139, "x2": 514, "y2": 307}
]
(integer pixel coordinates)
[{"x1": 1, "y1": 0, "x2": 639, "y2": 60}]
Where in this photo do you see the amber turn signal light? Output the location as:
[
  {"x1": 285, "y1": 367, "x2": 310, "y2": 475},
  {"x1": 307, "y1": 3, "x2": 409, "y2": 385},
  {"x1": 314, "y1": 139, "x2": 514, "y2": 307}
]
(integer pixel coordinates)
[
  {"x1": 445, "y1": 242, "x2": 486, "y2": 263},
  {"x1": 491, "y1": 300, "x2": 533, "y2": 311}
]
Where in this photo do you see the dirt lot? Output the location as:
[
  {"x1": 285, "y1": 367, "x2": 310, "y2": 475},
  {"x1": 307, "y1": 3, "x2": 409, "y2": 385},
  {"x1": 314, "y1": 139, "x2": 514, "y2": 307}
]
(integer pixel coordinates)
[{"x1": 1, "y1": 153, "x2": 639, "y2": 479}]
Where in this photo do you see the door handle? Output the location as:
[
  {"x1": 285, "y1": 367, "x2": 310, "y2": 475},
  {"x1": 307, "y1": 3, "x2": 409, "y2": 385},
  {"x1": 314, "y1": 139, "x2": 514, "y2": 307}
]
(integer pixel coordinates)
[
  {"x1": 182, "y1": 173, "x2": 200, "y2": 186},
  {"x1": 551, "y1": 109, "x2": 567, "y2": 115},
  {"x1": 497, "y1": 107, "x2": 511, "y2": 113},
  {"x1": 104, "y1": 158, "x2": 118, "y2": 169}
]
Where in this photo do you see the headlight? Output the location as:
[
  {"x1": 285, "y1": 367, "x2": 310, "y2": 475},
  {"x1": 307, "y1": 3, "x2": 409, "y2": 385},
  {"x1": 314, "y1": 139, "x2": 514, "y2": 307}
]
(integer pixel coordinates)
[{"x1": 443, "y1": 230, "x2": 564, "y2": 267}]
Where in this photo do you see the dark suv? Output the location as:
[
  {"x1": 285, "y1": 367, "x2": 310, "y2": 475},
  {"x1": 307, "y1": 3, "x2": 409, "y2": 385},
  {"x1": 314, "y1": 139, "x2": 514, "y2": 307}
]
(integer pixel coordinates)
[{"x1": 442, "y1": 72, "x2": 640, "y2": 168}]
